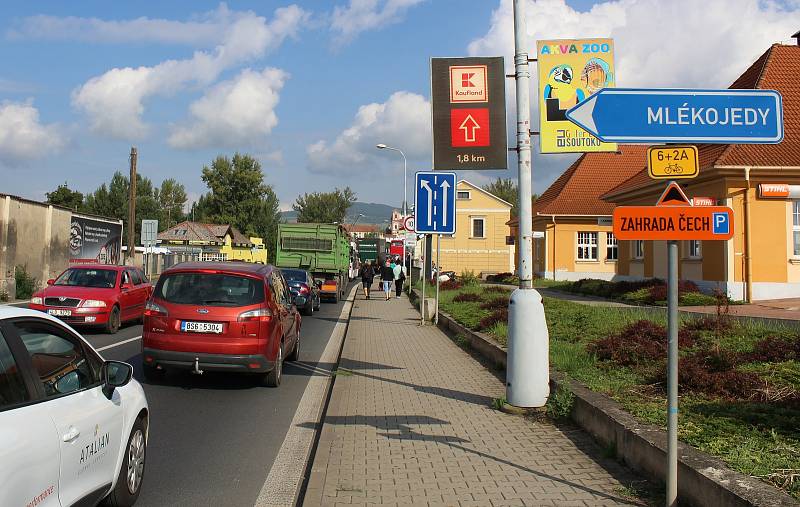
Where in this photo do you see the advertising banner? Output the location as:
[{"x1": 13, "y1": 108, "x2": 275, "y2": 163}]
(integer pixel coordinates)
[
  {"x1": 537, "y1": 38, "x2": 616, "y2": 153},
  {"x1": 69, "y1": 215, "x2": 123, "y2": 265}
]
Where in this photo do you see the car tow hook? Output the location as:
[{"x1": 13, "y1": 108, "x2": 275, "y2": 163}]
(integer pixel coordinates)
[{"x1": 192, "y1": 357, "x2": 204, "y2": 375}]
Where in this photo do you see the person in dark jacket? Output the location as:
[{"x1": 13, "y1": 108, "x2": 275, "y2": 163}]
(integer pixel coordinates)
[
  {"x1": 360, "y1": 261, "x2": 374, "y2": 299},
  {"x1": 380, "y1": 258, "x2": 394, "y2": 301}
]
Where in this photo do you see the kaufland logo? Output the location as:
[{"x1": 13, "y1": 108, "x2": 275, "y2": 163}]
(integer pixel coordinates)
[{"x1": 449, "y1": 65, "x2": 488, "y2": 103}]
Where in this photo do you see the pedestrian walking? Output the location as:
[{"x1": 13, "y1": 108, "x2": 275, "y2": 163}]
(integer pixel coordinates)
[
  {"x1": 393, "y1": 259, "x2": 406, "y2": 299},
  {"x1": 360, "y1": 261, "x2": 374, "y2": 299},
  {"x1": 380, "y1": 258, "x2": 394, "y2": 301}
]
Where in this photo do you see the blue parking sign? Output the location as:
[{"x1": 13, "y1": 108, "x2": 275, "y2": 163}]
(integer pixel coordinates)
[{"x1": 712, "y1": 212, "x2": 730, "y2": 235}]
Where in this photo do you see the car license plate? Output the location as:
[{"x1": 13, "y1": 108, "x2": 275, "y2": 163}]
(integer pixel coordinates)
[
  {"x1": 48, "y1": 309, "x2": 72, "y2": 317},
  {"x1": 181, "y1": 321, "x2": 223, "y2": 334}
]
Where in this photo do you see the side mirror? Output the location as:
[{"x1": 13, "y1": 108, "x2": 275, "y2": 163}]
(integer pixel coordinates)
[
  {"x1": 47, "y1": 279, "x2": 55, "y2": 286},
  {"x1": 102, "y1": 360, "x2": 133, "y2": 398},
  {"x1": 54, "y1": 371, "x2": 81, "y2": 394}
]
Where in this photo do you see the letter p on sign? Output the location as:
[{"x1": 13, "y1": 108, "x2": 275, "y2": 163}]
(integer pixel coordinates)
[{"x1": 713, "y1": 212, "x2": 730, "y2": 235}]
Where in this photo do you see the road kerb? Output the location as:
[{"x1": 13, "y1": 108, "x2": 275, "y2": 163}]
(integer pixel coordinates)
[{"x1": 254, "y1": 285, "x2": 357, "y2": 507}]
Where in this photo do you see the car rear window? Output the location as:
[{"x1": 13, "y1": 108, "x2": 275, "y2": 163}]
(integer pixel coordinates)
[
  {"x1": 281, "y1": 269, "x2": 306, "y2": 282},
  {"x1": 54, "y1": 268, "x2": 117, "y2": 288},
  {"x1": 155, "y1": 273, "x2": 265, "y2": 307}
]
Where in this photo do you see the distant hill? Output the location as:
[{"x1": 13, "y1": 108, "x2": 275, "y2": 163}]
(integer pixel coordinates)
[{"x1": 281, "y1": 201, "x2": 397, "y2": 225}]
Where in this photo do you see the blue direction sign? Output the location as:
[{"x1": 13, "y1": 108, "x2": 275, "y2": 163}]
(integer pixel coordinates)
[
  {"x1": 415, "y1": 171, "x2": 456, "y2": 235},
  {"x1": 566, "y1": 88, "x2": 783, "y2": 144}
]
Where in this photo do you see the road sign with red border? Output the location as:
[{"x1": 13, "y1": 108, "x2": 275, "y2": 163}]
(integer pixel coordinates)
[{"x1": 403, "y1": 216, "x2": 415, "y2": 232}]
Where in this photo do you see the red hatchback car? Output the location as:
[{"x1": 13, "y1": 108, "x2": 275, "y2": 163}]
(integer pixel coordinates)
[
  {"x1": 29, "y1": 264, "x2": 152, "y2": 333},
  {"x1": 142, "y1": 262, "x2": 301, "y2": 387}
]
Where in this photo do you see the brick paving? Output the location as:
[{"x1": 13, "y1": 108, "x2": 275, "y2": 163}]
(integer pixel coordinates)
[{"x1": 303, "y1": 294, "x2": 652, "y2": 507}]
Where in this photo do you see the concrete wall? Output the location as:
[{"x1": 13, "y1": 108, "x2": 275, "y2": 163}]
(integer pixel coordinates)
[{"x1": 0, "y1": 195, "x2": 72, "y2": 298}]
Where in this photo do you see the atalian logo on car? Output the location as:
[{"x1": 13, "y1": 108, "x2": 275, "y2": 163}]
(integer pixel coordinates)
[{"x1": 196, "y1": 308, "x2": 209, "y2": 314}]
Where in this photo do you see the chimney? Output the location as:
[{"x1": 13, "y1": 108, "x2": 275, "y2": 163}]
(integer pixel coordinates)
[{"x1": 794, "y1": 30, "x2": 800, "y2": 46}]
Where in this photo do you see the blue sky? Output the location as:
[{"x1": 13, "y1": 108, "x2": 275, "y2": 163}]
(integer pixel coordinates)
[{"x1": 0, "y1": 0, "x2": 797, "y2": 210}]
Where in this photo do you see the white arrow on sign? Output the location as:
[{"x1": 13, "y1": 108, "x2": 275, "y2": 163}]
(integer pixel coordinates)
[
  {"x1": 420, "y1": 180, "x2": 433, "y2": 226},
  {"x1": 440, "y1": 179, "x2": 451, "y2": 227},
  {"x1": 459, "y1": 114, "x2": 480, "y2": 143}
]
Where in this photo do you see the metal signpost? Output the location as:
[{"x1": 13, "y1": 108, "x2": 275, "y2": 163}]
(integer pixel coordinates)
[
  {"x1": 141, "y1": 219, "x2": 158, "y2": 278},
  {"x1": 566, "y1": 88, "x2": 784, "y2": 144},
  {"x1": 430, "y1": 57, "x2": 507, "y2": 170},
  {"x1": 415, "y1": 171, "x2": 456, "y2": 325}
]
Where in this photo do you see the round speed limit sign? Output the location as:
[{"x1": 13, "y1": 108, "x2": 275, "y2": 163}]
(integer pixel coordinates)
[{"x1": 403, "y1": 216, "x2": 415, "y2": 232}]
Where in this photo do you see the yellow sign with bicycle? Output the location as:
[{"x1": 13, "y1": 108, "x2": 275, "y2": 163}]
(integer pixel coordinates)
[{"x1": 647, "y1": 145, "x2": 699, "y2": 179}]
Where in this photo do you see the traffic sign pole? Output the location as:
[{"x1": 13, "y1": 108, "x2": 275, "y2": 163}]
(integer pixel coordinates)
[
  {"x1": 435, "y1": 237, "x2": 440, "y2": 324},
  {"x1": 667, "y1": 240, "x2": 679, "y2": 506},
  {"x1": 420, "y1": 235, "x2": 426, "y2": 326},
  {"x1": 506, "y1": 0, "x2": 550, "y2": 409}
]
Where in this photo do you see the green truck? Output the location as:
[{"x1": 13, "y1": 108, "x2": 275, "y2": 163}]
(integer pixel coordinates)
[
  {"x1": 275, "y1": 223, "x2": 350, "y2": 302},
  {"x1": 356, "y1": 238, "x2": 386, "y2": 264}
]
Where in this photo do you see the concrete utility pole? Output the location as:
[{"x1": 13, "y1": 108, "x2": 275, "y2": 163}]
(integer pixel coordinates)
[
  {"x1": 506, "y1": 0, "x2": 550, "y2": 408},
  {"x1": 127, "y1": 147, "x2": 137, "y2": 262}
]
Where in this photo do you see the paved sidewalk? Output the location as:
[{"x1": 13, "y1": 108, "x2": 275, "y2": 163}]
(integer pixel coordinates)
[{"x1": 304, "y1": 295, "x2": 652, "y2": 507}]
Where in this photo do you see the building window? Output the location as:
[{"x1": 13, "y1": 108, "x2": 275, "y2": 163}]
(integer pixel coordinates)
[
  {"x1": 606, "y1": 232, "x2": 618, "y2": 261},
  {"x1": 633, "y1": 240, "x2": 644, "y2": 259},
  {"x1": 687, "y1": 240, "x2": 702, "y2": 258},
  {"x1": 471, "y1": 217, "x2": 485, "y2": 238},
  {"x1": 793, "y1": 201, "x2": 800, "y2": 256},
  {"x1": 457, "y1": 191, "x2": 471, "y2": 200},
  {"x1": 577, "y1": 232, "x2": 598, "y2": 261}
]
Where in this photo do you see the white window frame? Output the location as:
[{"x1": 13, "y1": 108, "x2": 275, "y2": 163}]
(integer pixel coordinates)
[
  {"x1": 632, "y1": 240, "x2": 644, "y2": 260},
  {"x1": 576, "y1": 231, "x2": 598, "y2": 261},
  {"x1": 457, "y1": 190, "x2": 471, "y2": 200},
  {"x1": 793, "y1": 200, "x2": 800, "y2": 257},
  {"x1": 606, "y1": 232, "x2": 618, "y2": 261},
  {"x1": 470, "y1": 216, "x2": 486, "y2": 239},
  {"x1": 686, "y1": 240, "x2": 702, "y2": 259}
]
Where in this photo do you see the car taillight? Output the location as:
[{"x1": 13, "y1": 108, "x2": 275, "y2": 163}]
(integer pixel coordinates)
[
  {"x1": 144, "y1": 301, "x2": 168, "y2": 317},
  {"x1": 238, "y1": 308, "x2": 272, "y2": 322},
  {"x1": 299, "y1": 283, "x2": 310, "y2": 295}
]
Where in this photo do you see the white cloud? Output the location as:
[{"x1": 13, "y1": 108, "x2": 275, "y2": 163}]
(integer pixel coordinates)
[
  {"x1": 0, "y1": 100, "x2": 65, "y2": 166},
  {"x1": 307, "y1": 91, "x2": 430, "y2": 174},
  {"x1": 8, "y1": 4, "x2": 234, "y2": 45},
  {"x1": 168, "y1": 68, "x2": 287, "y2": 149},
  {"x1": 331, "y1": 0, "x2": 425, "y2": 45},
  {"x1": 70, "y1": 5, "x2": 308, "y2": 139},
  {"x1": 469, "y1": 0, "x2": 798, "y2": 88}
]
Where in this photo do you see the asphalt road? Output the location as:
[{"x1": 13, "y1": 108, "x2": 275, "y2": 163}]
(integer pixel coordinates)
[{"x1": 73, "y1": 292, "x2": 351, "y2": 507}]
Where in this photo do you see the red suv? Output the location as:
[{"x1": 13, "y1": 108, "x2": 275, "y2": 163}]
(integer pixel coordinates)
[
  {"x1": 142, "y1": 262, "x2": 301, "y2": 387},
  {"x1": 29, "y1": 264, "x2": 152, "y2": 333}
]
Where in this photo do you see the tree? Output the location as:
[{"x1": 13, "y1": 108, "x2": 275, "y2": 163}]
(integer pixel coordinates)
[
  {"x1": 46, "y1": 183, "x2": 84, "y2": 210},
  {"x1": 154, "y1": 178, "x2": 188, "y2": 230},
  {"x1": 82, "y1": 171, "x2": 160, "y2": 246},
  {"x1": 293, "y1": 187, "x2": 357, "y2": 224},
  {"x1": 199, "y1": 153, "x2": 282, "y2": 262},
  {"x1": 483, "y1": 178, "x2": 538, "y2": 218}
]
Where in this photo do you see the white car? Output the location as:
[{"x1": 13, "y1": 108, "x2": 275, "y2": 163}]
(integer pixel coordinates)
[{"x1": 0, "y1": 307, "x2": 149, "y2": 507}]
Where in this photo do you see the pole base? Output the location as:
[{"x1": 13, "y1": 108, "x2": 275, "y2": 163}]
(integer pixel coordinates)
[{"x1": 506, "y1": 288, "x2": 550, "y2": 407}]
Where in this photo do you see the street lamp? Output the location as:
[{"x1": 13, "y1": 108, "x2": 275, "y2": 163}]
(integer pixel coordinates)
[{"x1": 376, "y1": 143, "x2": 409, "y2": 290}]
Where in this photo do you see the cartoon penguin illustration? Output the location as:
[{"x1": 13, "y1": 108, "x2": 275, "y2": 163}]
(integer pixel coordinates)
[{"x1": 543, "y1": 64, "x2": 585, "y2": 121}]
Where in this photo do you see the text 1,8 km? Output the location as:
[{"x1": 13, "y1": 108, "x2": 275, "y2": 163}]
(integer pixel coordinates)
[{"x1": 457, "y1": 154, "x2": 486, "y2": 163}]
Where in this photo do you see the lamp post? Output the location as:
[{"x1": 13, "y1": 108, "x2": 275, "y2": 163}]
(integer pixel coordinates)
[{"x1": 376, "y1": 144, "x2": 409, "y2": 290}]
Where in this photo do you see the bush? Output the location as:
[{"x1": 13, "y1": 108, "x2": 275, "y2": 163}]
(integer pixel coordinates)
[
  {"x1": 479, "y1": 297, "x2": 508, "y2": 311},
  {"x1": 680, "y1": 292, "x2": 718, "y2": 306},
  {"x1": 588, "y1": 320, "x2": 696, "y2": 366},
  {"x1": 460, "y1": 269, "x2": 480, "y2": 287},
  {"x1": 14, "y1": 265, "x2": 38, "y2": 299},
  {"x1": 486, "y1": 272, "x2": 519, "y2": 284},
  {"x1": 683, "y1": 315, "x2": 732, "y2": 333},
  {"x1": 0, "y1": 289, "x2": 7, "y2": 302},
  {"x1": 673, "y1": 350, "x2": 762, "y2": 399},
  {"x1": 546, "y1": 386, "x2": 575, "y2": 420},
  {"x1": 478, "y1": 308, "x2": 508, "y2": 330},
  {"x1": 621, "y1": 287, "x2": 652, "y2": 304},
  {"x1": 453, "y1": 293, "x2": 483, "y2": 303},
  {"x1": 439, "y1": 279, "x2": 462, "y2": 291},
  {"x1": 485, "y1": 286, "x2": 511, "y2": 294},
  {"x1": 741, "y1": 336, "x2": 800, "y2": 363}
]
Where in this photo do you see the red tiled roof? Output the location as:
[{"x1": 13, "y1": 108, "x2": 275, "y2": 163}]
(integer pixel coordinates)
[
  {"x1": 158, "y1": 220, "x2": 253, "y2": 246},
  {"x1": 529, "y1": 145, "x2": 648, "y2": 217},
  {"x1": 605, "y1": 44, "x2": 800, "y2": 201}
]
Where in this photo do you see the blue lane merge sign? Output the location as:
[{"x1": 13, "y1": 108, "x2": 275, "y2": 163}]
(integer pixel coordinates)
[
  {"x1": 415, "y1": 171, "x2": 457, "y2": 235},
  {"x1": 565, "y1": 88, "x2": 783, "y2": 144}
]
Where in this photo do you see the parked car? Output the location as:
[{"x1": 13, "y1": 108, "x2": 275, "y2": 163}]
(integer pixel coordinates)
[
  {"x1": 29, "y1": 264, "x2": 153, "y2": 334},
  {"x1": 0, "y1": 307, "x2": 149, "y2": 507},
  {"x1": 280, "y1": 268, "x2": 321, "y2": 316},
  {"x1": 142, "y1": 262, "x2": 301, "y2": 387}
]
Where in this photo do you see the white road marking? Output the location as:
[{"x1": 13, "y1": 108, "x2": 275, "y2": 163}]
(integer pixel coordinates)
[
  {"x1": 255, "y1": 286, "x2": 357, "y2": 507},
  {"x1": 96, "y1": 335, "x2": 142, "y2": 352}
]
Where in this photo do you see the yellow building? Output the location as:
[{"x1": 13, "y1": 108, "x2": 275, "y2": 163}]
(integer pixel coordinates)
[
  {"x1": 432, "y1": 180, "x2": 514, "y2": 276},
  {"x1": 158, "y1": 221, "x2": 268, "y2": 264},
  {"x1": 508, "y1": 146, "x2": 647, "y2": 280},
  {"x1": 604, "y1": 44, "x2": 800, "y2": 301}
]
